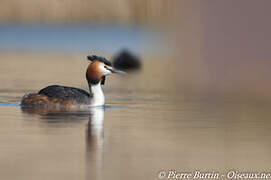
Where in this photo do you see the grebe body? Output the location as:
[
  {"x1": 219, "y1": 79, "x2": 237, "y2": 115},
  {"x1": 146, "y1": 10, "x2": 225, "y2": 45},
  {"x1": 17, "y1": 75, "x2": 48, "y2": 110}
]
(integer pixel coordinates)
[{"x1": 21, "y1": 55, "x2": 126, "y2": 108}]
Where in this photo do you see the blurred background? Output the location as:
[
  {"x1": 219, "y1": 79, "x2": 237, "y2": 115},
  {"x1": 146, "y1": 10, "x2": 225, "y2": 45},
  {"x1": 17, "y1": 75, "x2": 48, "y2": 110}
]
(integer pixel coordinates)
[
  {"x1": 1, "y1": 1, "x2": 271, "y2": 180},
  {"x1": 0, "y1": 0, "x2": 271, "y2": 100},
  {"x1": 0, "y1": 0, "x2": 176, "y2": 55},
  {"x1": 0, "y1": 0, "x2": 179, "y2": 97}
]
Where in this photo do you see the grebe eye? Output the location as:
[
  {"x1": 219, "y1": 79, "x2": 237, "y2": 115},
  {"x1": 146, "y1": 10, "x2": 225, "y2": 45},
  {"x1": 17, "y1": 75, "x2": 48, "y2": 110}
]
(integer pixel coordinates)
[{"x1": 104, "y1": 66, "x2": 107, "y2": 69}]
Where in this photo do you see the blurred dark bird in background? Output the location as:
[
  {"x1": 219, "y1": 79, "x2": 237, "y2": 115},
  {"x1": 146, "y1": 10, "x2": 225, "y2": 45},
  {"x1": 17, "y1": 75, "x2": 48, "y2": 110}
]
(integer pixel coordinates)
[{"x1": 112, "y1": 49, "x2": 141, "y2": 71}]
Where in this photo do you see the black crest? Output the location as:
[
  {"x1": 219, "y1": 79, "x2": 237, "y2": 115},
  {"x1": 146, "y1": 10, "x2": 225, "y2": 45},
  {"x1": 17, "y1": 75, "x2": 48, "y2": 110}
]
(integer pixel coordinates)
[{"x1": 87, "y1": 55, "x2": 112, "y2": 66}]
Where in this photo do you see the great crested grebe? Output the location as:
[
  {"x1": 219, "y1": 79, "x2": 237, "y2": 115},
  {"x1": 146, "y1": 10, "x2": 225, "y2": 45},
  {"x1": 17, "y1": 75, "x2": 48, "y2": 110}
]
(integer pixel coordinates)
[{"x1": 21, "y1": 55, "x2": 126, "y2": 108}]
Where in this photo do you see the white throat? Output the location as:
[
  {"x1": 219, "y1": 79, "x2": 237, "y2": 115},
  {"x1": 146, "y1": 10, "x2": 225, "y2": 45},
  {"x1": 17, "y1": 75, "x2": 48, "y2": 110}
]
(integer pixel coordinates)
[{"x1": 89, "y1": 82, "x2": 105, "y2": 107}]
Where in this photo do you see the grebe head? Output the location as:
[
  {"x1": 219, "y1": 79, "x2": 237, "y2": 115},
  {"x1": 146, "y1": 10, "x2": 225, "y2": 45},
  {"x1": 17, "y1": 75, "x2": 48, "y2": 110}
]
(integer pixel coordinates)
[
  {"x1": 86, "y1": 55, "x2": 126, "y2": 85},
  {"x1": 85, "y1": 55, "x2": 126, "y2": 106}
]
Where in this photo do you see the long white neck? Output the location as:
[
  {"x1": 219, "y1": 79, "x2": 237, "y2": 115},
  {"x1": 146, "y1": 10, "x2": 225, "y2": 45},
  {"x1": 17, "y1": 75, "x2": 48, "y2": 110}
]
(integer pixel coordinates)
[{"x1": 89, "y1": 82, "x2": 105, "y2": 107}]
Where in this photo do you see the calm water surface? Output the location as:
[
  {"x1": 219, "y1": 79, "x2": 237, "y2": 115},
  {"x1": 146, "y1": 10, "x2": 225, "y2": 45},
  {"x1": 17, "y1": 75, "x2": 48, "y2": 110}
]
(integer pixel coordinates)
[{"x1": 1, "y1": 54, "x2": 271, "y2": 180}]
